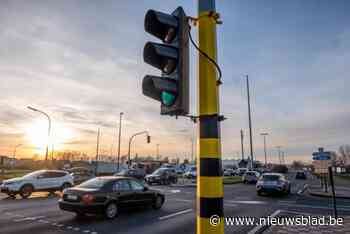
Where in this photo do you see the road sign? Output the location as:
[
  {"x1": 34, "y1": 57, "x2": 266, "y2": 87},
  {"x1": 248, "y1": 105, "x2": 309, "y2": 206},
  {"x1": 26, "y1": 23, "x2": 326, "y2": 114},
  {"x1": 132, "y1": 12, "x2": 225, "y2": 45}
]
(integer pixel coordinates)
[{"x1": 312, "y1": 151, "x2": 331, "y2": 160}]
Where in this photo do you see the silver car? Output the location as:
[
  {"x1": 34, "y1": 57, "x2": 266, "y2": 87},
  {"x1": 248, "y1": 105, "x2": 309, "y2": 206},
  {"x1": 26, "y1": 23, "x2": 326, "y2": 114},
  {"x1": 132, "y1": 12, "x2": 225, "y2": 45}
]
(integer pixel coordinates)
[{"x1": 256, "y1": 173, "x2": 291, "y2": 196}]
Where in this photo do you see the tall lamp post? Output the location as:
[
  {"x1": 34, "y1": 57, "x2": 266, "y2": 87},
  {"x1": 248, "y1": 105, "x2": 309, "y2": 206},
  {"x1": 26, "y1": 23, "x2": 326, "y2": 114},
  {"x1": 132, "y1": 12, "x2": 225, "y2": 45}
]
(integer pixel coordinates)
[
  {"x1": 276, "y1": 146, "x2": 282, "y2": 165},
  {"x1": 260, "y1": 133, "x2": 269, "y2": 167},
  {"x1": 127, "y1": 131, "x2": 150, "y2": 168},
  {"x1": 27, "y1": 106, "x2": 51, "y2": 161},
  {"x1": 156, "y1": 144, "x2": 160, "y2": 159},
  {"x1": 13, "y1": 144, "x2": 22, "y2": 159},
  {"x1": 117, "y1": 112, "x2": 123, "y2": 171},
  {"x1": 245, "y1": 75, "x2": 254, "y2": 169}
]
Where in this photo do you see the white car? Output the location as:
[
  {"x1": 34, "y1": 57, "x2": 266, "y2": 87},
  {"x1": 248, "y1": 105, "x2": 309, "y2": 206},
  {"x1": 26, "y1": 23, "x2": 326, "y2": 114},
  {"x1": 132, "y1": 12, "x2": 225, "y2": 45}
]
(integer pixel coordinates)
[
  {"x1": 0, "y1": 170, "x2": 74, "y2": 198},
  {"x1": 242, "y1": 171, "x2": 261, "y2": 184},
  {"x1": 184, "y1": 166, "x2": 197, "y2": 179}
]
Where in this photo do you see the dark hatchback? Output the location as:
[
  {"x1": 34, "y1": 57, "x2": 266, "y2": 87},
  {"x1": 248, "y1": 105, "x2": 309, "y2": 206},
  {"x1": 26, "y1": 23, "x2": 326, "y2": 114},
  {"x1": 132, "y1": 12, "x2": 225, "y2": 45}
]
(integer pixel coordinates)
[{"x1": 58, "y1": 176, "x2": 165, "y2": 219}]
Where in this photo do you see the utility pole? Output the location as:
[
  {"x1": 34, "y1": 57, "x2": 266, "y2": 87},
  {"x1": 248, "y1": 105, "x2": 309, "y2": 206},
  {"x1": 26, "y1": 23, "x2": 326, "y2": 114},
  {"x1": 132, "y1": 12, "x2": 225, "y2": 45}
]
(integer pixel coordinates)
[
  {"x1": 117, "y1": 112, "x2": 123, "y2": 171},
  {"x1": 197, "y1": 1, "x2": 223, "y2": 233},
  {"x1": 13, "y1": 144, "x2": 22, "y2": 160},
  {"x1": 156, "y1": 144, "x2": 160, "y2": 159},
  {"x1": 260, "y1": 133, "x2": 269, "y2": 167},
  {"x1": 95, "y1": 128, "x2": 100, "y2": 175},
  {"x1": 240, "y1": 129, "x2": 244, "y2": 160},
  {"x1": 276, "y1": 146, "x2": 282, "y2": 165},
  {"x1": 27, "y1": 106, "x2": 51, "y2": 161},
  {"x1": 246, "y1": 76, "x2": 254, "y2": 169},
  {"x1": 127, "y1": 131, "x2": 150, "y2": 168}
]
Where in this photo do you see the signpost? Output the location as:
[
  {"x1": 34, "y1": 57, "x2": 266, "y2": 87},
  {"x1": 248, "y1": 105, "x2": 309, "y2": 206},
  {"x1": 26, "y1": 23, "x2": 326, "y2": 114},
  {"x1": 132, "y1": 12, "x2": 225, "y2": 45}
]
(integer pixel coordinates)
[{"x1": 312, "y1": 148, "x2": 332, "y2": 192}]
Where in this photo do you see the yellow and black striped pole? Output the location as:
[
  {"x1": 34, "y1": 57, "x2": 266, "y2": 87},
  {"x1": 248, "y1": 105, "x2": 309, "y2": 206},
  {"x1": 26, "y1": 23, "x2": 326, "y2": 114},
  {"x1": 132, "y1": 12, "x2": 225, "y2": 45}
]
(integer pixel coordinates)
[{"x1": 197, "y1": 0, "x2": 223, "y2": 233}]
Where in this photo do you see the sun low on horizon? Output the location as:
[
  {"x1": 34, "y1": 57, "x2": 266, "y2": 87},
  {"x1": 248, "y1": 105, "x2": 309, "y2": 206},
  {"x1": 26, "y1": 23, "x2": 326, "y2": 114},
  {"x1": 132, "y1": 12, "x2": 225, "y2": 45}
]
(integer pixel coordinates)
[{"x1": 25, "y1": 119, "x2": 75, "y2": 156}]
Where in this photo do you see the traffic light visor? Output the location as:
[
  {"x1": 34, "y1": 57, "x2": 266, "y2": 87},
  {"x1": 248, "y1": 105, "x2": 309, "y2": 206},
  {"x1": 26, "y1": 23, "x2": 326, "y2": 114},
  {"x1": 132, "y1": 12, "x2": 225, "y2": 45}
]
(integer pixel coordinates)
[
  {"x1": 145, "y1": 10, "x2": 178, "y2": 43},
  {"x1": 143, "y1": 42, "x2": 178, "y2": 74}
]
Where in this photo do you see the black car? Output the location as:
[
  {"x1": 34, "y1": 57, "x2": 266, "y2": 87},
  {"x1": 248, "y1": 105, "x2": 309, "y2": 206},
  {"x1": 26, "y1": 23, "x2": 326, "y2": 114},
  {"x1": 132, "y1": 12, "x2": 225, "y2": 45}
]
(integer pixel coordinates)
[
  {"x1": 114, "y1": 169, "x2": 145, "y2": 180},
  {"x1": 145, "y1": 168, "x2": 178, "y2": 185},
  {"x1": 58, "y1": 176, "x2": 165, "y2": 219},
  {"x1": 295, "y1": 171, "x2": 307, "y2": 180}
]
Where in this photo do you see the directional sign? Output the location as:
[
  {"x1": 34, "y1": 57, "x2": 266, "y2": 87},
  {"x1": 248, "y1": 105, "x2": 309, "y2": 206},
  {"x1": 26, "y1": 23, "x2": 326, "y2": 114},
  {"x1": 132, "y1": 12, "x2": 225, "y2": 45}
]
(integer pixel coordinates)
[{"x1": 312, "y1": 151, "x2": 331, "y2": 160}]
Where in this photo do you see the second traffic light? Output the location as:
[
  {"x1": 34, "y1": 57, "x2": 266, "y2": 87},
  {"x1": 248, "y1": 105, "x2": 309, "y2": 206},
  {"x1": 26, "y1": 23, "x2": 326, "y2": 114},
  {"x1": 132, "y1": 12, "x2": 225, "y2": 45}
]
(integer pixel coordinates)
[{"x1": 142, "y1": 7, "x2": 189, "y2": 116}]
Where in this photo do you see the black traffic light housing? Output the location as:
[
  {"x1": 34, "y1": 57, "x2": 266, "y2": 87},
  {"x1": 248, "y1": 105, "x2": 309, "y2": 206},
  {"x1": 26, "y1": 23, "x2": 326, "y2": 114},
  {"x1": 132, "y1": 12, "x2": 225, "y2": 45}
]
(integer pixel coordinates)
[
  {"x1": 147, "y1": 135, "x2": 151, "y2": 144},
  {"x1": 142, "y1": 7, "x2": 189, "y2": 116}
]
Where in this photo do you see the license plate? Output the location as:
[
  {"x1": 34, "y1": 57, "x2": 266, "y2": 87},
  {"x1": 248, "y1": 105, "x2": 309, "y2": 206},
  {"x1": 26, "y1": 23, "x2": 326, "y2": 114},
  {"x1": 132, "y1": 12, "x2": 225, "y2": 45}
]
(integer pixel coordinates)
[{"x1": 67, "y1": 194, "x2": 78, "y2": 200}]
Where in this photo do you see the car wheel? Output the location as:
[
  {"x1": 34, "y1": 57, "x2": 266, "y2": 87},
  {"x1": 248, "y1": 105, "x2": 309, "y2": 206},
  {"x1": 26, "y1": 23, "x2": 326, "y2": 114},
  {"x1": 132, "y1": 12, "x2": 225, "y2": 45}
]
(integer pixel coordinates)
[
  {"x1": 104, "y1": 202, "x2": 118, "y2": 219},
  {"x1": 8, "y1": 193, "x2": 16, "y2": 199},
  {"x1": 61, "y1": 183, "x2": 71, "y2": 191},
  {"x1": 152, "y1": 195, "x2": 164, "y2": 210},
  {"x1": 20, "y1": 184, "x2": 33, "y2": 199},
  {"x1": 75, "y1": 212, "x2": 86, "y2": 219},
  {"x1": 257, "y1": 191, "x2": 262, "y2": 196}
]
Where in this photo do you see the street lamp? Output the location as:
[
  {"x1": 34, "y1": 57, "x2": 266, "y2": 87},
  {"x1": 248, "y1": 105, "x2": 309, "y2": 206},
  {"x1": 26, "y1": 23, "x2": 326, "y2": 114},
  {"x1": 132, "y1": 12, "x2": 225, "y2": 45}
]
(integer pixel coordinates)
[
  {"x1": 276, "y1": 146, "x2": 282, "y2": 165},
  {"x1": 13, "y1": 144, "x2": 22, "y2": 159},
  {"x1": 27, "y1": 106, "x2": 51, "y2": 161},
  {"x1": 156, "y1": 144, "x2": 160, "y2": 159},
  {"x1": 127, "y1": 131, "x2": 150, "y2": 168},
  {"x1": 260, "y1": 133, "x2": 269, "y2": 167},
  {"x1": 117, "y1": 112, "x2": 124, "y2": 171}
]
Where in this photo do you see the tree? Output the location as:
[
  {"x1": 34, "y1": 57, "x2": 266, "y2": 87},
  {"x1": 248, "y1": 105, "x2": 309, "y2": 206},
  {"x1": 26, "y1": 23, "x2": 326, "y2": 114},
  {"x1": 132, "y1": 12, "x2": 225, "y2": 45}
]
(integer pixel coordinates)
[
  {"x1": 339, "y1": 145, "x2": 350, "y2": 166},
  {"x1": 291, "y1": 161, "x2": 304, "y2": 169}
]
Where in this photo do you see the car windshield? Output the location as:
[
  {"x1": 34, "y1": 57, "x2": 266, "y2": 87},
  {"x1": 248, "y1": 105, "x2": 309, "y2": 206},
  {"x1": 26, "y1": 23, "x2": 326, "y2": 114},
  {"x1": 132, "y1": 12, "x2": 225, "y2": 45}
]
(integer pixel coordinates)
[
  {"x1": 22, "y1": 170, "x2": 45, "y2": 179},
  {"x1": 152, "y1": 168, "x2": 167, "y2": 175},
  {"x1": 262, "y1": 175, "x2": 280, "y2": 181},
  {"x1": 78, "y1": 177, "x2": 109, "y2": 189}
]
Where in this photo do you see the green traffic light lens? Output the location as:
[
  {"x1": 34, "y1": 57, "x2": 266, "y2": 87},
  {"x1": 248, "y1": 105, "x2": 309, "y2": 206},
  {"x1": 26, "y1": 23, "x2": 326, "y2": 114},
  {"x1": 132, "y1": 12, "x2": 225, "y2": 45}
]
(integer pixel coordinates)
[{"x1": 161, "y1": 92, "x2": 176, "y2": 106}]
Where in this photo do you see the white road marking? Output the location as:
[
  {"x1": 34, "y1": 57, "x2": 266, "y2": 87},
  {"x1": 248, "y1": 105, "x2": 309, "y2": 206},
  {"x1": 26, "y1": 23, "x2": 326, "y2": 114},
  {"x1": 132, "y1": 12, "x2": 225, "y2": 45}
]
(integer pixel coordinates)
[
  {"x1": 226, "y1": 200, "x2": 267, "y2": 205},
  {"x1": 279, "y1": 203, "x2": 350, "y2": 211},
  {"x1": 169, "y1": 198, "x2": 193, "y2": 203},
  {"x1": 13, "y1": 216, "x2": 45, "y2": 222},
  {"x1": 159, "y1": 209, "x2": 193, "y2": 220},
  {"x1": 91, "y1": 232, "x2": 98, "y2": 234},
  {"x1": 170, "y1": 189, "x2": 181, "y2": 193},
  {"x1": 56, "y1": 224, "x2": 64, "y2": 227},
  {"x1": 247, "y1": 209, "x2": 281, "y2": 234},
  {"x1": 74, "y1": 227, "x2": 80, "y2": 231},
  {"x1": 83, "y1": 230, "x2": 91, "y2": 233},
  {"x1": 67, "y1": 226, "x2": 73, "y2": 229}
]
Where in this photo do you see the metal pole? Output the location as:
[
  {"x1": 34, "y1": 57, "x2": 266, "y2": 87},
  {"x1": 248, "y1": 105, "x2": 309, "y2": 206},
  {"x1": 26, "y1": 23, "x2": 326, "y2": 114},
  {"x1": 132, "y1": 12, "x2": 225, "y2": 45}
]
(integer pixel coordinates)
[
  {"x1": 117, "y1": 112, "x2": 123, "y2": 171},
  {"x1": 95, "y1": 128, "x2": 100, "y2": 175},
  {"x1": 198, "y1": 1, "x2": 223, "y2": 233},
  {"x1": 246, "y1": 75, "x2": 254, "y2": 169},
  {"x1": 277, "y1": 146, "x2": 282, "y2": 165},
  {"x1": 27, "y1": 106, "x2": 51, "y2": 161},
  {"x1": 260, "y1": 133, "x2": 268, "y2": 167},
  {"x1": 240, "y1": 129, "x2": 244, "y2": 160},
  {"x1": 156, "y1": 144, "x2": 160, "y2": 159},
  {"x1": 13, "y1": 144, "x2": 22, "y2": 159},
  {"x1": 127, "y1": 131, "x2": 149, "y2": 169},
  {"x1": 328, "y1": 166, "x2": 337, "y2": 218}
]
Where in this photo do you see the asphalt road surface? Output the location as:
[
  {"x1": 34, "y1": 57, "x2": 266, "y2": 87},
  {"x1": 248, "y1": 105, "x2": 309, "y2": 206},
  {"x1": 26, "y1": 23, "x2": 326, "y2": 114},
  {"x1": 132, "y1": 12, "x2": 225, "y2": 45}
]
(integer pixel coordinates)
[{"x1": 1, "y1": 173, "x2": 349, "y2": 234}]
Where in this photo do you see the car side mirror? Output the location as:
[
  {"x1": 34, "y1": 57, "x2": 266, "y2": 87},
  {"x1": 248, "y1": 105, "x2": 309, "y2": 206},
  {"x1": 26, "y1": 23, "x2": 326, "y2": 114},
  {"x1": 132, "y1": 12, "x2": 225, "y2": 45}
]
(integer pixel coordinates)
[{"x1": 143, "y1": 186, "x2": 149, "y2": 191}]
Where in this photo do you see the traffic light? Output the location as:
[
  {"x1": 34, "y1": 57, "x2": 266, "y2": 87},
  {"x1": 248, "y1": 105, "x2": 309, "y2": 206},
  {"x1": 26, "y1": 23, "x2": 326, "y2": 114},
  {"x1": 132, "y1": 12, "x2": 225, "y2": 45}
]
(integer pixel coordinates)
[
  {"x1": 142, "y1": 7, "x2": 189, "y2": 116},
  {"x1": 147, "y1": 135, "x2": 151, "y2": 144}
]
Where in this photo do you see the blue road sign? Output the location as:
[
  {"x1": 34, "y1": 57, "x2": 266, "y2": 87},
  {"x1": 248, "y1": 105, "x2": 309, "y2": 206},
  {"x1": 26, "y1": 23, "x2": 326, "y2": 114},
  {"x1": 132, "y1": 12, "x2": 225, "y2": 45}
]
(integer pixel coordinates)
[{"x1": 312, "y1": 151, "x2": 331, "y2": 160}]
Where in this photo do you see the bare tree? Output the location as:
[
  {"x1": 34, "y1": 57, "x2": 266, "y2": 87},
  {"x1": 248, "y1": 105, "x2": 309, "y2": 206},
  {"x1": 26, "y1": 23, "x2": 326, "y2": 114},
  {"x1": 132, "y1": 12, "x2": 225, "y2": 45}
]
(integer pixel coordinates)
[{"x1": 339, "y1": 145, "x2": 350, "y2": 166}]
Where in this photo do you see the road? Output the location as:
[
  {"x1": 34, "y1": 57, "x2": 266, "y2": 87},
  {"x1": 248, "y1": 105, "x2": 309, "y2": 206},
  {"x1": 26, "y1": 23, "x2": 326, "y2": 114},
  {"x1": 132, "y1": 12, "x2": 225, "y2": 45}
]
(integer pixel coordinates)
[{"x1": 1, "y1": 173, "x2": 349, "y2": 234}]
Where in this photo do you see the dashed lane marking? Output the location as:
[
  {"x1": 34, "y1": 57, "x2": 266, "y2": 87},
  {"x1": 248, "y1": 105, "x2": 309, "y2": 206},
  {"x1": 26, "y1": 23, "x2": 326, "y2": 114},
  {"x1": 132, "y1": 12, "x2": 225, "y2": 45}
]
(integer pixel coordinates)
[
  {"x1": 13, "y1": 216, "x2": 45, "y2": 222},
  {"x1": 158, "y1": 209, "x2": 193, "y2": 221}
]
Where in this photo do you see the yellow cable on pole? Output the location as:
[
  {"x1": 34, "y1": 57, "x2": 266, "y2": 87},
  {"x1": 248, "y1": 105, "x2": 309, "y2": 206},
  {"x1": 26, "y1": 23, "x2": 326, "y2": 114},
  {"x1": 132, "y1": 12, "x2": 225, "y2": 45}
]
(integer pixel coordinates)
[{"x1": 197, "y1": 0, "x2": 224, "y2": 233}]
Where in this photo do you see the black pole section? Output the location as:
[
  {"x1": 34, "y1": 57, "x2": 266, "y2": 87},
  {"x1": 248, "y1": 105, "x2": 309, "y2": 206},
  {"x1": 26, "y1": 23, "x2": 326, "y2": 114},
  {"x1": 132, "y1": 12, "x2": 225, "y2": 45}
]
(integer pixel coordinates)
[
  {"x1": 328, "y1": 166, "x2": 337, "y2": 218},
  {"x1": 324, "y1": 174, "x2": 328, "y2": 193},
  {"x1": 240, "y1": 129, "x2": 244, "y2": 160}
]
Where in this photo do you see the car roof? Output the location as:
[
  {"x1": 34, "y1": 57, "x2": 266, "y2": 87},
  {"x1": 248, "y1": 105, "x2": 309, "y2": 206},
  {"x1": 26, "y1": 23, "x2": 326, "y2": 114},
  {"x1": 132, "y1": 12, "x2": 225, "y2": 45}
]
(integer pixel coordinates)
[{"x1": 262, "y1": 173, "x2": 283, "y2": 176}]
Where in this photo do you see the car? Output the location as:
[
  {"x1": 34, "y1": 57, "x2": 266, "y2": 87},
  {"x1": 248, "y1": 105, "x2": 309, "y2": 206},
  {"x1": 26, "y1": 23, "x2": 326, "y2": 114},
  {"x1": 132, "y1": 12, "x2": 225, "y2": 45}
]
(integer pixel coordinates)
[
  {"x1": 223, "y1": 168, "x2": 235, "y2": 176},
  {"x1": 0, "y1": 170, "x2": 74, "y2": 198},
  {"x1": 184, "y1": 166, "x2": 197, "y2": 179},
  {"x1": 242, "y1": 171, "x2": 260, "y2": 184},
  {"x1": 67, "y1": 167, "x2": 95, "y2": 185},
  {"x1": 58, "y1": 176, "x2": 165, "y2": 219},
  {"x1": 114, "y1": 169, "x2": 145, "y2": 180},
  {"x1": 145, "y1": 168, "x2": 178, "y2": 185},
  {"x1": 237, "y1": 168, "x2": 248, "y2": 176},
  {"x1": 256, "y1": 173, "x2": 291, "y2": 196},
  {"x1": 295, "y1": 171, "x2": 307, "y2": 180}
]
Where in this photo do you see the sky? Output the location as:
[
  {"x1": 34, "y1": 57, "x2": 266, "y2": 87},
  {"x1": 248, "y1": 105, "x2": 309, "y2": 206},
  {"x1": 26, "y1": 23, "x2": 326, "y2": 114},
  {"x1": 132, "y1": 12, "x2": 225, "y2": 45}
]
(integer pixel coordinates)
[{"x1": 0, "y1": 0, "x2": 349, "y2": 164}]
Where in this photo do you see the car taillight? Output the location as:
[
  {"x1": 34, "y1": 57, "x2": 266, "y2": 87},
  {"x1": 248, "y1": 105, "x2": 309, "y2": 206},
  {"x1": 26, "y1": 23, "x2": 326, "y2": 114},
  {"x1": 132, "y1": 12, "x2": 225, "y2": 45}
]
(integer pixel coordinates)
[{"x1": 82, "y1": 194, "x2": 94, "y2": 204}]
